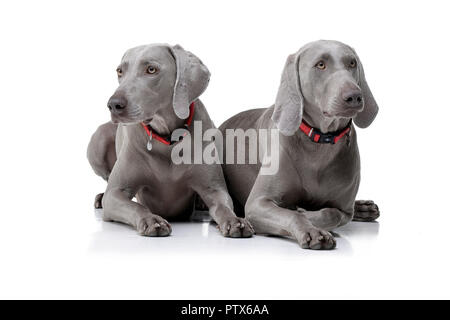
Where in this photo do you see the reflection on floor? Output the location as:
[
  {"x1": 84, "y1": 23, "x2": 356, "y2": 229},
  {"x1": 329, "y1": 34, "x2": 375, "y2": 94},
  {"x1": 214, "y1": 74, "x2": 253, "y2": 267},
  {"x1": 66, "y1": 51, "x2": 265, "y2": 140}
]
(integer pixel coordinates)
[{"x1": 89, "y1": 209, "x2": 379, "y2": 255}]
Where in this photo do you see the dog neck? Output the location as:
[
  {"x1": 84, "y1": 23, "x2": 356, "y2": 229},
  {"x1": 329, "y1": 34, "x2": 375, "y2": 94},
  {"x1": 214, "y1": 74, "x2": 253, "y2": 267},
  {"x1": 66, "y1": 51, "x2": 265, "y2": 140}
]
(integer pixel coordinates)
[
  {"x1": 140, "y1": 102, "x2": 195, "y2": 149},
  {"x1": 302, "y1": 103, "x2": 351, "y2": 133},
  {"x1": 147, "y1": 104, "x2": 187, "y2": 137}
]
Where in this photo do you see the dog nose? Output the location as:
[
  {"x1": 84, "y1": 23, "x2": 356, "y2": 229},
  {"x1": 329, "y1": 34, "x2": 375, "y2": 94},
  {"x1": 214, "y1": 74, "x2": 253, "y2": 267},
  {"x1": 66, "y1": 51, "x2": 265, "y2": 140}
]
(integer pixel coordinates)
[
  {"x1": 342, "y1": 89, "x2": 363, "y2": 108},
  {"x1": 107, "y1": 96, "x2": 127, "y2": 114}
]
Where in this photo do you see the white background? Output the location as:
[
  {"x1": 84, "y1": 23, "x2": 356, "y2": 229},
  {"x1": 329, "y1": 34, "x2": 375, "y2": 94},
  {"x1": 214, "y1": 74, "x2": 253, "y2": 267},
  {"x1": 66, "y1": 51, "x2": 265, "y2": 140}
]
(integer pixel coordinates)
[{"x1": 0, "y1": 0, "x2": 449, "y2": 299}]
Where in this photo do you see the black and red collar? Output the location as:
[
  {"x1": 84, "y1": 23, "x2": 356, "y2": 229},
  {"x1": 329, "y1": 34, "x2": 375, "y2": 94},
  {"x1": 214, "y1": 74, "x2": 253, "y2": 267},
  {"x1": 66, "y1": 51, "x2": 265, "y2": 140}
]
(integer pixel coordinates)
[
  {"x1": 299, "y1": 120, "x2": 351, "y2": 144},
  {"x1": 140, "y1": 102, "x2": 195, "y2": 146}
]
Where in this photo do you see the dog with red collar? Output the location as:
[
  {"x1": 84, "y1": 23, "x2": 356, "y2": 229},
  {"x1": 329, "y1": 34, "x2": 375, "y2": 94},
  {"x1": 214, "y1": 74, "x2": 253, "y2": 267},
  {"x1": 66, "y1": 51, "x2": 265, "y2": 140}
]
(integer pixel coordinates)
[
  {"x1": 220, "y1": 40, "x2": 380, "y2": 249},
  {"x1": 87, "y1": 44, "x2": 253, "y2": 238}
]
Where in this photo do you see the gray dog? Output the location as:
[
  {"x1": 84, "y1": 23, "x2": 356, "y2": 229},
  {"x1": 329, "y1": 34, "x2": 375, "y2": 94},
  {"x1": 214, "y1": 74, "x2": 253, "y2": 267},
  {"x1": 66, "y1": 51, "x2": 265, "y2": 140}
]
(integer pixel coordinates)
[
  {"x1": 220, "y1": 40, "x2": 379, "y2": 249},
  {"x1": 87, "y1": 44, "x2": 253, "y2": 238}
]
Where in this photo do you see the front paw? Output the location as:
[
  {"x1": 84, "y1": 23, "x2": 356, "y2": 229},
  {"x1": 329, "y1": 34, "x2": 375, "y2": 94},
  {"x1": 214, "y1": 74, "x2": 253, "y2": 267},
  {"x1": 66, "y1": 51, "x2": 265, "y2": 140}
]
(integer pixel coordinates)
[
  {"x1": 218, "y1": 217, "x2": 254, "y2": 238},
  {"x1": 353, "y1": 200, "x2": 380, "y2": 222},
  {"x1": 137, "y1": 215, "x2": 172, "y2": 237},
  {"x1": 296, "y1": 227, "x2": 336, "y2": 250}
]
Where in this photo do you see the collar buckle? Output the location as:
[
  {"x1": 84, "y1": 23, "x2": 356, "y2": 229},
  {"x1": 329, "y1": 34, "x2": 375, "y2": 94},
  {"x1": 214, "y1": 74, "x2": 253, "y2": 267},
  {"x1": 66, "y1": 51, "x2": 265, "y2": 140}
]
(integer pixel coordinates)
[{"x1": 315, "y1": 132, "x2": 336, "y2": 144}]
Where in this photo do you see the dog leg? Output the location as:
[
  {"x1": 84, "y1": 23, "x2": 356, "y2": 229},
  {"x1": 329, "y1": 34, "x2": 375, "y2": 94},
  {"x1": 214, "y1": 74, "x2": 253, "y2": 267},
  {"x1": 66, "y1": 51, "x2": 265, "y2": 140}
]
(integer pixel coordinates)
[
  {"x1": 246, "y1": 198, "x2": 336, "y2": 250},
  {"x1": 300, "y1": 207, "x2": 353, "y2": 231},
  {"x1": 353, "y1": 200, "x2": 380, "y2": 222},
  {"x1": 87, "y1": 121, "x2": 118, "y2": 209},
  {"x1": 102, "y1": 188, "x2": 172, "y2": 237},
  {"x1": 195, "y1": 186, "x2": 254, "y2": 238}
]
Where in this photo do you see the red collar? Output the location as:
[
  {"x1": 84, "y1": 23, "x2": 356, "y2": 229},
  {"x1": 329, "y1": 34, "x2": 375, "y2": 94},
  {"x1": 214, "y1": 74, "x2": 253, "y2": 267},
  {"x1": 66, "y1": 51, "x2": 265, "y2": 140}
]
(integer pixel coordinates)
[
  {"x1": 299, "y1": 120, "x2": 351, "y2": 144},
  {"x1": 141, "y1": 102, "x2": 195, "y2": 146}
]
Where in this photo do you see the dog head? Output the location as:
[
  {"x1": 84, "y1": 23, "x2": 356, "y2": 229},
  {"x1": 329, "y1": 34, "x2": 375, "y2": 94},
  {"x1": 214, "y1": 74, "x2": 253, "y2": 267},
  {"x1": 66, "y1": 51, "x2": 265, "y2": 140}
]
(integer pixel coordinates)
[
  {"x1": 272, "y1": 40, "x2": 378, "y2": 135},
  {"x1": 107, "y1": 44, "x2": 210, "y2": 134}
]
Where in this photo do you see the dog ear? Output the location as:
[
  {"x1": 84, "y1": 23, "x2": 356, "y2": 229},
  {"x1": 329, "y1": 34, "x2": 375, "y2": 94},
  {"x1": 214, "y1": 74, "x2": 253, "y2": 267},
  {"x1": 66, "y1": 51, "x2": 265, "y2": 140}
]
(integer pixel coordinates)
[
  {"x1": 352, "y1": 50, "x2": 379, "y2": 128},
  {"x1": 169, "y1": 44, "x2": 210, "y2": 119},
  {"x1": 272, "y1": 52, "x2": 304, "y2": 136}
]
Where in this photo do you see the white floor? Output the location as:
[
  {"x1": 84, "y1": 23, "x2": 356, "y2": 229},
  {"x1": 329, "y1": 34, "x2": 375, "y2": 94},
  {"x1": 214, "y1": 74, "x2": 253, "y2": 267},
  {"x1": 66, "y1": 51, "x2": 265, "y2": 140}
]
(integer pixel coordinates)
[
  {"x1": 89, "y1": 210, "x2": 380, "y2": 256},
  {"x1": 1, "y1": 194, "x2": 450, "y2": 299}
]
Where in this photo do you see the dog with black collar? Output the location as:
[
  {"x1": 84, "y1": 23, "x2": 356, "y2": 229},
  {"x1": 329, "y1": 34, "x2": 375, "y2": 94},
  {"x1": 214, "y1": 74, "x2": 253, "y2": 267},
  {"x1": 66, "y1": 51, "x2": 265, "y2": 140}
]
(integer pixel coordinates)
[{"x1": 219, "y1": 40, "x2": 380, "y2": 249}]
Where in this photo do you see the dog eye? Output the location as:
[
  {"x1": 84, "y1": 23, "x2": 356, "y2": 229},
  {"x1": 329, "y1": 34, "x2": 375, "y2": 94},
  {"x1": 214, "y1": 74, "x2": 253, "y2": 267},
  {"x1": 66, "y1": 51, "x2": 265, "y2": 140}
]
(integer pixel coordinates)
[
  {"x1": 349, "y1": 60, "x2": 357, "y2": 68},
  {"x1": 146, "y1": 66, "x2": 158, "y2": 74},
  {"x1": 116, "y1": 68, "x2": 123, "y2": 77},
  {"x1": 315, "y1": 61, "x2": 326, "y2": 70}
]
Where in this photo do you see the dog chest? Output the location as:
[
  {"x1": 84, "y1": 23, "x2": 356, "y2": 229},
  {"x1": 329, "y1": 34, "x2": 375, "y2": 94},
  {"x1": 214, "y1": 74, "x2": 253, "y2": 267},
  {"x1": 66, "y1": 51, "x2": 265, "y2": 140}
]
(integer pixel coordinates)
[{"x1": 293, "y1": 145, "x2": 360, "y2": 207}]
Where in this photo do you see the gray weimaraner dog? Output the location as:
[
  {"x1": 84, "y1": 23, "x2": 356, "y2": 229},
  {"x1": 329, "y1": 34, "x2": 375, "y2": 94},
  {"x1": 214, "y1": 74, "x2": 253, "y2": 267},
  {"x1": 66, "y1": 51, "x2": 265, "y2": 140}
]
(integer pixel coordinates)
[
  {"x1": 87, "y1": 44, "x2": 253, "y2": 238},
  {"x1": 220, "y1": 40, "x2": 379, "y2": 249}
]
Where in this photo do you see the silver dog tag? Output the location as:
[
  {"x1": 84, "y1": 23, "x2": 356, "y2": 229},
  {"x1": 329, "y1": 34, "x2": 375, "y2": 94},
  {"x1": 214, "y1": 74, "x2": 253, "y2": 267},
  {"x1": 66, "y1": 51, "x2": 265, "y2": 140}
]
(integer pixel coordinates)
[{"x1": 146, "y1": 131, "x2": 153, "y2": 151}]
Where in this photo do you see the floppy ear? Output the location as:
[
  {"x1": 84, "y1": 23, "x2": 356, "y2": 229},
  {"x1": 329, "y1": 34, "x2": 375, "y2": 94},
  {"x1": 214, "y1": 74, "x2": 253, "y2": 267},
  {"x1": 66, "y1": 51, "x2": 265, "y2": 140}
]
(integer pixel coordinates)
[
  {"x1": 353, "y1": 50, "x2": 379, "y2": 128},
  {"x1": 169, "y1": 44, "x2": 210, "y2": 119},
  {"x1": 271, "y1": 52, "x2": 304, "y2": 136}
]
